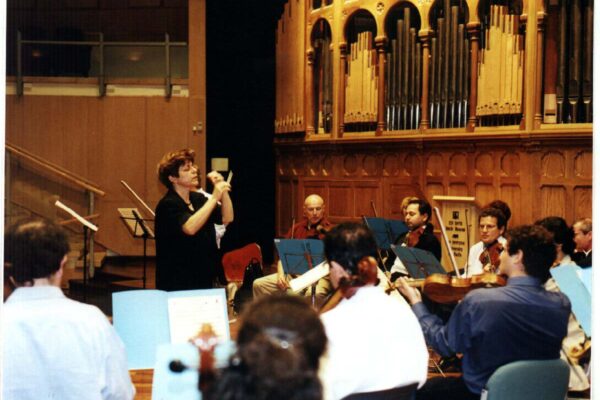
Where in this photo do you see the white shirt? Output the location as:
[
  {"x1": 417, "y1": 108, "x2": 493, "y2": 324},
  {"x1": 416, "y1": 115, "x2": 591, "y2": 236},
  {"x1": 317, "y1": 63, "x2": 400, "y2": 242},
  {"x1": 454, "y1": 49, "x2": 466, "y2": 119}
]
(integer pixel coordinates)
[
  {"x1": 3, "y1": 286, "x2": 135, "y2": 400},
  {"x1": 319, "y1": 286, "x2": 428, "y2": 400},
  {"x1": 465, "y1": 236, "x2": 507, "y2": 277}
]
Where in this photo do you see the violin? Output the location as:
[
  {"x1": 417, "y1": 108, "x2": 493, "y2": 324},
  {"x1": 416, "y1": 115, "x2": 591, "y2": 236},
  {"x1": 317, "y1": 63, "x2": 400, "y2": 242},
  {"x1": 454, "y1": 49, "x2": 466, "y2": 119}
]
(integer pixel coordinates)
[
  {"x1": 479, "y1": 241, "x2": 504, "y2": 273},
  {"x1": 319, "y1": 256, "x2": 379, "y2": 314},
  {"x1": 405, "y1": 225, "x2": 426, "y2": 247},
  {"x1": 390, "y1": 272, "x2": 507, "y2": 304}
]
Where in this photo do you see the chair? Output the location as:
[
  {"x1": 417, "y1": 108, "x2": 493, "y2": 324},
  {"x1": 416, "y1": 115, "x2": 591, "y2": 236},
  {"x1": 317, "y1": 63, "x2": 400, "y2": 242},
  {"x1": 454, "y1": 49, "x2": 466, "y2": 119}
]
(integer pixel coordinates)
[
  {"x1": 221, "y1": 243, "x2": 262, "y2": 313},
  {"x1": 481, "y1": 359, "x2": 570, "y2": 400},
  {"x1": 341, "y1": 383, "x2": 418, "y2": 400}
]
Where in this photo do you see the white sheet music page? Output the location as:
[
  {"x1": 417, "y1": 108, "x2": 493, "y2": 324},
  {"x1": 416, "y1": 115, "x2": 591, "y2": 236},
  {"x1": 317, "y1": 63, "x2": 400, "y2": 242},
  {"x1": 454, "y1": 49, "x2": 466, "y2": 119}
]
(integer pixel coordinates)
[
  {"x1": 289, "y1": 261, "x2": 330, "y2": 293},
  {"x1": 167, "y1": 294, "x2": 228, "y2": 344}
]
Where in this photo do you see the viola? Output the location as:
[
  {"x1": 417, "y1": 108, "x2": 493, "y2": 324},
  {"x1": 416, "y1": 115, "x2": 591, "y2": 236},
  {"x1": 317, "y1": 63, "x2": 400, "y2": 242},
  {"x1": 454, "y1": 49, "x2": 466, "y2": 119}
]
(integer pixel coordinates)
[
  {"x1": 190, "y1": 323, "x2": 219, "y2": 393},
  {"x1": 478, "y1": 241, "x2": 504, "y2": 273},
  {"x1": 391, "y1": 272, "x2": 507, "y2": 304}
]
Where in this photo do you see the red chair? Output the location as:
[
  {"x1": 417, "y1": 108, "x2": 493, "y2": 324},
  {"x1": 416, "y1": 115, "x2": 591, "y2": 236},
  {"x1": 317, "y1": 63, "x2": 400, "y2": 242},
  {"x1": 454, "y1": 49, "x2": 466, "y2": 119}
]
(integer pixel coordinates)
[{"x1": 221, "y1": 243, "x2": 262, "y2": 314}]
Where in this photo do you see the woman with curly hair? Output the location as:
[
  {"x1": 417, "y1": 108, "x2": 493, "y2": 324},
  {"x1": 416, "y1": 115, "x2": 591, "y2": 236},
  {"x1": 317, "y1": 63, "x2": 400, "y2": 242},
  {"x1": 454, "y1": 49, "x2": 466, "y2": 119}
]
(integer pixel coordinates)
[{"x1": 207, "y1": 294, "x2": 327, "y2": 400}]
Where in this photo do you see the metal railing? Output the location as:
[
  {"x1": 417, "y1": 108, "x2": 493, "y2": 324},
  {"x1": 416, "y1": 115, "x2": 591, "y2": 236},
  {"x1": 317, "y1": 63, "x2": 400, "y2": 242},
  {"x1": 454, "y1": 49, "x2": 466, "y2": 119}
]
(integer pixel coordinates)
[
  {"x1": 6, "y1": 142, "x2": 106, "y2": 280},
  {"x1": 16, "y1": 31, "x2": 187, "y2": 98}
]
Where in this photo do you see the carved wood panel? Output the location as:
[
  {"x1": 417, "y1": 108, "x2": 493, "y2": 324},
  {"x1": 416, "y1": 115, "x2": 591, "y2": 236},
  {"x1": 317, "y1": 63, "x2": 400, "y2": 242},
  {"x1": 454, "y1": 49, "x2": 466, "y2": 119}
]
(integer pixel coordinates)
[{"x1": 275, "y1": 135, "x2": 592, "y2": 235}]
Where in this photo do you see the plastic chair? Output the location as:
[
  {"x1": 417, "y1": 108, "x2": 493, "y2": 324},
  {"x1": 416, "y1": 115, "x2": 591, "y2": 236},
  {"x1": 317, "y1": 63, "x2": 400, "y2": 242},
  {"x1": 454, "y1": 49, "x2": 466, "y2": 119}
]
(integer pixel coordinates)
[
  {"x1": 341, "y1": 382, "x2": 418, "y2": 400},
  {"x1": 481, "y1": 359, "x2": 570, "y2": 400}
]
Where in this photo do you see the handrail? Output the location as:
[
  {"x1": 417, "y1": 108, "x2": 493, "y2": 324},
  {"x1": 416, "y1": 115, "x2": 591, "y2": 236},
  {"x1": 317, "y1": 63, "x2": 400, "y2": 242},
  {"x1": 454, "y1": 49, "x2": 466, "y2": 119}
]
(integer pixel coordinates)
[
  {"x1": 15, "y1": 31, "x2": 187, "y2": 98},
  {"x1": 6, "y1": 142, "x2": 106, "y2": 197}
]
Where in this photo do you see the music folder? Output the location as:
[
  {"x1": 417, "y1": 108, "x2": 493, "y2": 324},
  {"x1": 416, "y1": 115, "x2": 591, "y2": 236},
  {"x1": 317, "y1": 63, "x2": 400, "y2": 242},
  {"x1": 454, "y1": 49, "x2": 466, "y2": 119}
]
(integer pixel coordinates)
[
  {"x1": 550, "y1": 264, "x2": 591, "y2": 337},
  {"x1": 364, "y1": 217, "x2": 408, "y2": 250},
  {"x1": 275, "y1": 239, "x2": 325, "y2": 276},
  {"x1": 390, "y1": 245, "x2": 446, "y2": 279}
]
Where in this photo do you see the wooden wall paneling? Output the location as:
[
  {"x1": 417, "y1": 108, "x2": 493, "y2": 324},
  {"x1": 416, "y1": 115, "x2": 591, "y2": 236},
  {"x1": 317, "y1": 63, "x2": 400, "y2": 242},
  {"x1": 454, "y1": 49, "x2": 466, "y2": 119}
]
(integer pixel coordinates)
[
  {"x1": 354, "y1": 180, "x2": 381, "y2": 220},
  {"x1": 277, "y1": 178, "x2": 297, "y2": 237},
  {"x1": 5, "y1": 97, "x2": 24, "y2": 144},
  {"x1": 572, "y1": 149, "x2": 593, "y2": 221},
  {"x1": 329, "y1": 181, "x2": 353, "y2": 220},
  {"x1": 96, "y1": 97, "x2": 148, "y2": 254},
  {"x1": 145, "y1": 96, "x2": 189, "y2": 206}
]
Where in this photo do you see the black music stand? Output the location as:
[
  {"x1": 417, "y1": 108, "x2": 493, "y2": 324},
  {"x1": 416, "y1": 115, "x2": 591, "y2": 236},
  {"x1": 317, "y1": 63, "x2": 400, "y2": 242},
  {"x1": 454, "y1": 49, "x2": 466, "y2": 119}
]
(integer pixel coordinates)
[
  {"x1": 364, "y1": 217, "x2": 408, "y2": 250},
  {"x1": 55, "y1": 200, "x2": 99, "y2": 302},
  {"x1": 118, "y1": 207, "x2": 155, "y2": 288},
  {"x1": 275, "y1": 238, "x2": 325, "y2": 306},
  {"x1": 390, "y1": 245, "x2": 446, "y2": 279}
]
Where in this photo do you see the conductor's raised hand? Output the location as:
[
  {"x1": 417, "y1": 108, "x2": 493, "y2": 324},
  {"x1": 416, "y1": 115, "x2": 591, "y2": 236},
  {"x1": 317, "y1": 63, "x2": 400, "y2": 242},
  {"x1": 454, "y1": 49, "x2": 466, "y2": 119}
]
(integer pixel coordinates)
[
  {"x1": 396, "y1": 277, "x2": 423, "y2": 305},
  {"x1": 207, "y1": 170, "x2": 225, "y2": 185},
  {"x1": 212, "y1": 181, "x2": 231, "y2": 201}
]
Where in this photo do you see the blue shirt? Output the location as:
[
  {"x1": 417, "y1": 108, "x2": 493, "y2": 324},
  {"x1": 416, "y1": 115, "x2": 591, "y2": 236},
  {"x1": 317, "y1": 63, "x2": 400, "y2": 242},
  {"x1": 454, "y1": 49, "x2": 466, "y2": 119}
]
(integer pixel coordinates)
[{"x1": 412, "y1": 276, "x2": 571, "y2": 394}]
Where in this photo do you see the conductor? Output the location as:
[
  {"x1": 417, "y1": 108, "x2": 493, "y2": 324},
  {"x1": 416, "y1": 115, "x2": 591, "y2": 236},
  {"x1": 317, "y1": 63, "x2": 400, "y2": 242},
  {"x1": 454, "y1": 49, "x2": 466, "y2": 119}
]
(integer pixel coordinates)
[{"x1": 155, "y1": 149, "x2": 233, "y2": 291}]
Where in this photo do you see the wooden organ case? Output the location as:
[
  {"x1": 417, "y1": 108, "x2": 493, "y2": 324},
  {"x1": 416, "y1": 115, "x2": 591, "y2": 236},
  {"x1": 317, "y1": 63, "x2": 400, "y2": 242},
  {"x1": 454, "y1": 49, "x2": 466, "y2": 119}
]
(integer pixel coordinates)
[{"x1": 273, "y1": 0, "x2": 592, "y2": 237}]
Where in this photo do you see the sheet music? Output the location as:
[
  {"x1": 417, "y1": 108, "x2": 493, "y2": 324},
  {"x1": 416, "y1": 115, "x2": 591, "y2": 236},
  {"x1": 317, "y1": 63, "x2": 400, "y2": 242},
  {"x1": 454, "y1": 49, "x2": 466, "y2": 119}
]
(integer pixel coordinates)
[
  {"x1": 55, "y1": 200, "x2": 98, "y2": 232},
  {"x1": 167, "y1": 294, "x2": 229, "y2": 344},
  {"x1": 289, "y1": 261, "x2": 330, "y2": 292}
]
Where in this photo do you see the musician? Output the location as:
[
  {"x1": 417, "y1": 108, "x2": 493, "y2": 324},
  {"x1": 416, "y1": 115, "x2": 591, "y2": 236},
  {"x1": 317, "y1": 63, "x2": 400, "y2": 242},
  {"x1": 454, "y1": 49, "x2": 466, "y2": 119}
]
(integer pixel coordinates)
[
  {"x1": 320, "y1": 223, "x2": 428, "y2": 400},
  {"x1": 465, "y1": 207, "x2": 508, "y2": 277},
  {"x1": 390, "y1": 198, "x2": 442, "y2": 281},
  {"x1": 398, "y1": 225, "x2": 570, "y2": 400},
  {"x1": 252, "y1": 194, "x2": 333, "y2": 302},
  {"x1": 3, "y1": 217, "x2": 135, "y2": 400},
  {"x1": 536, "y1": 217, "x2": 590, "y2": 392},
  {"x1": 571, "y1": 218, "x2": 592, "y2": 267},
  {"x1": 155, "y1": 149, "x2": 233, "y2": 291},
  {"x1": 207, "y1": 295, "x2": 327, "y2": 400}
]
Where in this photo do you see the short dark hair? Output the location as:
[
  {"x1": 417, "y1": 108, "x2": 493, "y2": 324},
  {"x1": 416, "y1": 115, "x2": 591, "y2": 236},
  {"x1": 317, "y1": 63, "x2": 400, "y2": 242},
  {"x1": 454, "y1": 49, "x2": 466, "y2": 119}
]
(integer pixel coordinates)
[
  {"x1": 485, "y1": 200, "x2": 512, "y2": 226},
  {"x1": 407, "y1": 199, "x2": 432, "y2": 222},
  {"x1": 157, "y1": 148, "x2": 195, "y2": 189},
  {"x1": 506, "y1": 225, "x2": 556, "y2": 281},
  {"x1": 5, "y1": 217, "x2": 70, "y2": 285},
  {"x1": 208, "y1": 294, "x2": 326, "y2": 400},
  {"x1": 535, "y1": 216, "x2": 575, "y2": 256},
  {"x1": 324, "y1": 222, "x2": 377, "y2": 274},
  {"x1": 479, "y1": 207, "x2": 508, "y2": 231}
]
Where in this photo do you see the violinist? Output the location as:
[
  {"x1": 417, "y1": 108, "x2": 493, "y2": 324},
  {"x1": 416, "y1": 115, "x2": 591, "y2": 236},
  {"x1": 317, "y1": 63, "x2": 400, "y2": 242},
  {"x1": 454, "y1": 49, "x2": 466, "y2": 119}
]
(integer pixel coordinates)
[
  {"x1": 253, "y1": 194, "x2": 333, "y2": 303},
  {"x1": 536, "y1": 217, "x2": 590, "y2": 392},
  {"x1": 397, "y1": 225, "x2": 570, "y2": 400},
  {"x1": 390, "y1": 199, "x2": 442, "y2": 281},
  {"x1": 465, "y1": 207, "x2": 508, "y2": 277},
  {"x1": 320, "y1": 223, "x2": 428, "y2": 400}
]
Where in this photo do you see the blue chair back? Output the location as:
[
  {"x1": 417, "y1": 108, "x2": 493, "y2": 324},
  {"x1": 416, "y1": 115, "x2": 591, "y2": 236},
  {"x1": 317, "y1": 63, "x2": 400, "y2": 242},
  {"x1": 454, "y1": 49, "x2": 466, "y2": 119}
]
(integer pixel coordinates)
[{"x1": 481, "y1": 359, "x2": 569, "y2": 400}]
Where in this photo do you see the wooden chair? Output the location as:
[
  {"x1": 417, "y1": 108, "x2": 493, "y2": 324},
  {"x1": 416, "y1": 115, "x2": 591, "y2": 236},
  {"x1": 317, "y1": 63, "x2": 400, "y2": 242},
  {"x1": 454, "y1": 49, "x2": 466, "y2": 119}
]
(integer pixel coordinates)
[
  {"x1": 481, "y1": 359, "x2": 570, "y2": 400},
  {"x1": 341, "y1": 382, "x2": 418, "y2": 400}
]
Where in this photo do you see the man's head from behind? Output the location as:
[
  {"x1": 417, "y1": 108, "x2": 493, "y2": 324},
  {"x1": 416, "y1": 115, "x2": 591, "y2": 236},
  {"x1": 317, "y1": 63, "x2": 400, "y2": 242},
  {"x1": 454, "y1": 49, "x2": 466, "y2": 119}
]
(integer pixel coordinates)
[
  {"x1": 303, "y1": 194, "x2": 325, "y2": 227},
  {"x1": 499, "y1": 225, "x2": 556, "y2": 281},
  {"x1": 5, "y1": 217, "x2": 70, "y2": 286},
  {"x1": 324, "y1": 222, "x2": 377, "y2": 288}
]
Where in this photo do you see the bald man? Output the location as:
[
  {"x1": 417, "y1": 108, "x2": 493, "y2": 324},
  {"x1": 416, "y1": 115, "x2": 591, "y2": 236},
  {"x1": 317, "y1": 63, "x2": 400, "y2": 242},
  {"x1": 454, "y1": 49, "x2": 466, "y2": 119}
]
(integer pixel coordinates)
[{"x1": 253, "y1": 194, "x2": 333, "y2": 302}]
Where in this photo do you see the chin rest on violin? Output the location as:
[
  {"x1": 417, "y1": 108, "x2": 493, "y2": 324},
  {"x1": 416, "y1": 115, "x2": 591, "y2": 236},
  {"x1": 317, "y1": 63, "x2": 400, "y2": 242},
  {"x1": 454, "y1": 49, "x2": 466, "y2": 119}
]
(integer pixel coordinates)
[{"x1": 399, "y1": 272, "x2": 507, "y2": 304}]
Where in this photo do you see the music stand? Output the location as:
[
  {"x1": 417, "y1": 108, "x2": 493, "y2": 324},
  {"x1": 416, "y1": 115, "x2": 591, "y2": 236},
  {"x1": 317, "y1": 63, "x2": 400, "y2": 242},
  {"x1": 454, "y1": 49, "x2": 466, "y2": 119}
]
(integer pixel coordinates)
[
  {"x1": 364, "y1": 217, "x2": 409, "y2": 250},
  {"x1": 275, "y1": 239, "x2": 325, "y2": 306},
  {"x1": 118, "y1": 207, "x2": 155, "y2": 288},
  {"x1": 55, "y1": 200, "x2": 99, "y2": 302},
  {"x1": 390, "y1": 245, "x2": 446, "y2": 279}
]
